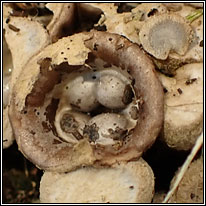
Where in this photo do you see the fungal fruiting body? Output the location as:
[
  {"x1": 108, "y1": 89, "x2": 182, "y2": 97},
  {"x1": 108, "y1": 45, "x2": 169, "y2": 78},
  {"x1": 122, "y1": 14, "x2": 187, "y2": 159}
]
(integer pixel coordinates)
[
  {"x1": 139, "y1": 13, "x2": 193, "y2": 60},
  {"x1": 158, "y1": 63, "x2": 203, "y2": 150},
  {"x1": 9, "y1": 31, "x2": 164, "y2": 172},
  {"x1": 40, "y1": 158, "x2": 155, "y2": 203}
]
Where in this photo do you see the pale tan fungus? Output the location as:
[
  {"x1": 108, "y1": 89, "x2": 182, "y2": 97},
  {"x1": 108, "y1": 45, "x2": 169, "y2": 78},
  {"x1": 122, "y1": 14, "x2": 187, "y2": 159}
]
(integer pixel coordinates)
[{"x1": 139, "y1": 13, "x2": 194, "y2": 60}]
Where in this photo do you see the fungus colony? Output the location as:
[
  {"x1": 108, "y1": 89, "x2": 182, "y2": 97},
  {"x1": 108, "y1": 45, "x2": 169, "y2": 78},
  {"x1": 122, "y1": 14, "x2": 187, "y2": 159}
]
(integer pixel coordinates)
[{"x1": 3, "y1": 2, "x2": 203, "y2": 203}]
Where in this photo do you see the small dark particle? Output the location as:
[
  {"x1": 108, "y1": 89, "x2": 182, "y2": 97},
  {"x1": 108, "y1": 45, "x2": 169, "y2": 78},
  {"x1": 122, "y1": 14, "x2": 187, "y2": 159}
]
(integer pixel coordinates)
[
  {"x1": 92, "y1": 76, "x2": 96, "y2": 79},
  {"x1": 8, "y1": 24, "x2": 20, "y2": 32},
  {"x1": 131, "y1": 78, "x2": 135, "y2": 86},
  {"x1": 185, "y1": 78, "x2": 197, "y2": 85},
  {"x1": 177, "y1": 88, "x2": 183, "y2": 94},
  {"x1": 108, "y1": 127, "x2": 128, "y2": 141},
  {"x1": 3, "y1": 139, "x2": 8, "y2": 142},
  {"x1": 147, "y1": 8, "x2": 158, "y2": 17},
  {"x1": 163, "y1": 87, "x2": 168, "y2": 93},
  {"x1": 109, "y1": 38, "x2": 113, "y2": 41},
  {"x1": 173, "y1": 94, "x2": 176, "y2": 96},
  {"x1": 61, "y1": 51, "x2": 64, "y2": 54},
  {"x1": 37, "y1": 112, "x2": 40, "y2": 115},
  {"x1": 93, "y1": 43, "x2": 98, "y2": 51},
  {"x1": 6, "y1": 17, "x2": 10, "y2": 24},
  {"x1": 76, "y1": 98, "x2": 81, "y2": 105},
  {"x1": 190, "y1": 193, "x2": 195, "y2": 199},
  {"x1": 64, "y1": 58, "x2": 67, "y2": 61},
  {"x1": 66, "y1": 86, "x2": 69, "y2": 90},
  {"x1": 23, "y1": 110, "x2": 27, "y2": 114},
  {"x1": 129, "y1": 186, "x2": 134, "y2": 189},
  {"x1": 30, "y1": 130, "x2": 36, "y2": 135},
  {"x1": 67, "y1": 47, "x2": 70, "y2": 50}
]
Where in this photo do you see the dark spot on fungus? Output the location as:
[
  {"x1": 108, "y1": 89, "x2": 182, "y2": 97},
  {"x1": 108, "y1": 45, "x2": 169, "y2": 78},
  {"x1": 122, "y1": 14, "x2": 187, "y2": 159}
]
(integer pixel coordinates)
[
  {"x1": 30, "y1": 130, "x2": 36, "y2": 135},
  {"x1": 147, "y1": 8, "x2": 158, "y2": 17},
  {"x1": 108, "y1": 127, "x2": 128, "y2": 141},
  {"x1": 8, "y1": 24, "x2": 20, "y2": 32},
  {"x1": 190, "y1": 193, "x2": 195, "y2": 199},
  {"x1": 177, "y1": 88, "x2": 183, "y2": 94},
  {"x1": 93, "y1": 43, "x2": 98, "y2": 51},
  {"x1": 109, "y1": 38, "x2": 113, "y2": 41},
  {"x1": 3, "y1": 139, "x2": 8, "y2": 142},
  {"x1": 163, "y1": 87, "x2": 168, "y2": 93},
  {"x1": 60, "y1": 113, "x2": 79, "y2": 133},
  {"x1": 122, "y1": 85, "x2": 134, "y2": 105},
  {"x1": 61, "y1": 51, "x2": 64, "y2": 54},
  {"x1": 185, "y1": 78, "x2": 197, "y2": 85},
  {"x1": 6, "y1": 17, "x2": 10, "y2": 24},
  {"x1": 199, "y1": 40, "x2": 203, "y2": 47},
  {"x1": 83, "y1": 123, "x2": 99, "y2": 142},
  {"x1": 129, "y1": 185, "x2": 134, "y2": 189}
]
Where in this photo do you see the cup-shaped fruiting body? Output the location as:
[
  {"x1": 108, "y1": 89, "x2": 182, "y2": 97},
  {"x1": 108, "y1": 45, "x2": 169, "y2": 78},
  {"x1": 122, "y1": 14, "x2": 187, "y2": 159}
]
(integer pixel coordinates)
[
  {"x1": 158, "y1": 63, "x2": 203, "y2": 150},
  {"x1": 9, "y1": 31, "x2": 164, "y2": 172},
  {"x1": 139, "y1": 13, "x2": 194, "y2": 60},
  {"x1": 152, "y1": 8, "x2": 203, "y2": 75},
  {"x1": 40, "y1": 158, "x2": 155, "y2": 203}
]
